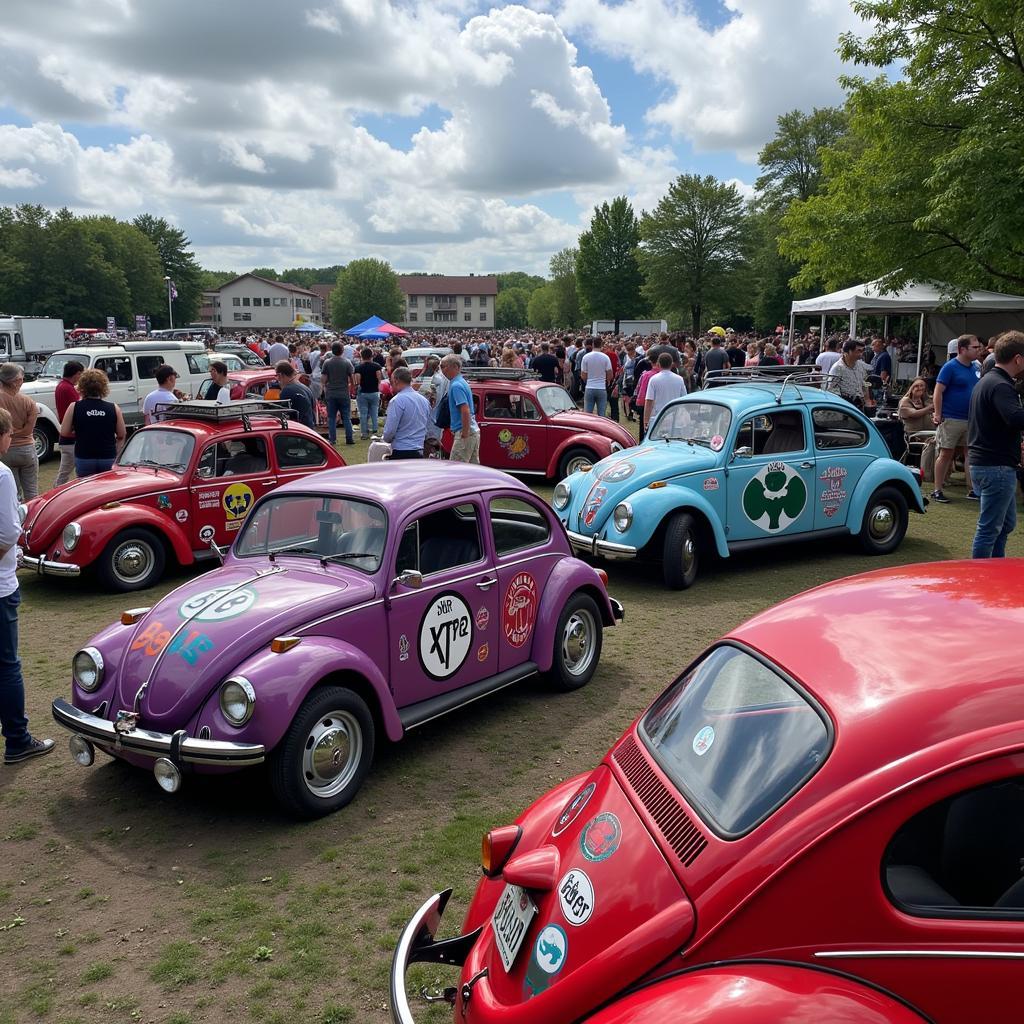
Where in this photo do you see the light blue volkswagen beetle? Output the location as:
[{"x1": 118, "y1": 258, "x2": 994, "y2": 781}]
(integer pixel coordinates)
[{"x1": 553, "y1": 375, "x2": 926, "y2": 589}]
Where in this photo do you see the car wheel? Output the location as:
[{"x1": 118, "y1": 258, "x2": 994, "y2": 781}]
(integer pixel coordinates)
[
  {"x1": 545, "y1": 592, "x2": 603, "y2": 691},
  {"x1": 33, "y1": 425, "x2": 54, "y2": 463},
  {"x1": 270, "y1": 686, "x2": 375, "y2": 818},
  {"x1": 558, "y1": 447, "x2": 595, "y2": 480},
  {"x1": 662, "y1": 511, "x2": 700, "y2": 590},
  {"x1": 97, "y1": 528, "x2": 167, "y2": 592},
  {"x1": 858, "y1": 485, "x2": 908, "y2": 555}
]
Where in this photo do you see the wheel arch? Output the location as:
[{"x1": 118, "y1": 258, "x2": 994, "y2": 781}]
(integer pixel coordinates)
[
  {"x1": 643, "y1": 503, "x2": 722, "y2": 562},
  {"x1": 548, "y1": 437, "x2": 605, "y2": 480},
  {"x1": 532, "y1": 561, "x2": 616, "y2": 672},
  {"x1": 848, "y1": 462, "x2": 926, "y2": 531}
]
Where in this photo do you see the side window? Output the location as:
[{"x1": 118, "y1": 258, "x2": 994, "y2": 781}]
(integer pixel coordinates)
[
  {"x1": 14, "y1": 333, "x2": 22, "y2": 352},
  {"x1": 507, "y1": 394, "x2": 540, "y2": 420},
  {"x1": 489, "y1": 497, "x2": 550, "y2": 555},
  {"x1": 274, "y1": 434, "x2": 327, "y2": 469},
  {"x1": 401, "y1": 503, "x2": 483, "y2": 576},
  {"x1": 734, "y1": 411, "x2": 805, "y2": 456},
  {"x1": 812, "y1": 407, "x2": 869, "y2": 450},
  {"x1": 484, "y1": 393, "x2": 513, "y2": 418},
  {"x1": 884, "y1": 777, "x2": 1024, "y2": 917},
  {"x1": 197, "y1": 438, "x2": 268, "y2": 479},
  {"x1": 0, "y1": 334, "x2": 9, "y2": 354},
  {"x1": 136, "y1": 355, "x2": 164, "y2": 380},
  {"x1": 95, "y1": 356, "x2": 132, "y2": 382}
]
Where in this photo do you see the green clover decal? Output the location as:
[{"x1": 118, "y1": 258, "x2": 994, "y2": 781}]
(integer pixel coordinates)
[{"x1": 742, "y1": 463, "x2": 807, "y2": 533}]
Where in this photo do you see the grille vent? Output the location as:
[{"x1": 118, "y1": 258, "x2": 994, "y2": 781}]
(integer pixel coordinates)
[{"x1": 613, "y1": 734, "x2": 707, "y2": 867}]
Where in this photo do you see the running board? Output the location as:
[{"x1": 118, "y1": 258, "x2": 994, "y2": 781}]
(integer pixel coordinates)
[
  {"x1": 399, "y1": 663, "x2": 539, "y2": 733},
  {"x1": 727, "y1": 526, "x2": 849, "y2": 553}
]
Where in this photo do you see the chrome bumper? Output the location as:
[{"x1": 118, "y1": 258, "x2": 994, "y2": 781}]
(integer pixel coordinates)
[
  {"x1": 610, "y1": 597, "x2": 625, "y2": 622},
  {"x1": 565, "y1": 529, "x2": 638, "y2": 561},
  {"x1": 21, "y1": 554, "x2": 80, "y2": 577},
  {"x1": 51, "y1": 698, "x2": 265, "y2": 767}
]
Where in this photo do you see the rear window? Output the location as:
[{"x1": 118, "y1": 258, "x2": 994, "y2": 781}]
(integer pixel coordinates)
[{"x1": 640, "y1": 644, "x2": 832, "y2": 837}]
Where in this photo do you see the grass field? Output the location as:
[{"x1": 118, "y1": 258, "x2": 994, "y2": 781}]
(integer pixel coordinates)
[{"x1": 0, "y1": 438, "x2": 1020, "y2": 1024}]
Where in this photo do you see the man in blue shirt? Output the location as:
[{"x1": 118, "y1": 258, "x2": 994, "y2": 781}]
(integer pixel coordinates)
[
  {"x1": 441, "y1": 354, "x2": 479, "y2": 463},
  {"x1": 931, "y1": 334, "x2": 984, "y2": 502},
  {"x1": 869, "y1": 337, "x2": 892, "y2": 384},
  {"x1": 382, "y1": 368, "x2": 430, "y2": 459}
]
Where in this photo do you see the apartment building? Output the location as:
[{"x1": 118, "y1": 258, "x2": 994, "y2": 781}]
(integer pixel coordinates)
[
  {"x1": 213, "y1": 274, "x2": 323, "y2": 331},
  {"x1": 398, "y1": 275, "x2": 497, "y2": 330}
]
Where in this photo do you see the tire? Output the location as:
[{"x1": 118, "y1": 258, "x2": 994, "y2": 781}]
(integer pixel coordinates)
[
  {"x1": 558, "y1": 447, "x2": 595, "y2": 480},
  {"x1": 662, "y1": 511, "x2": 701, "y2": 590},
  {"x1": 96, "y1": 528, "x2": 167, "y2": 592},
  {"x1": 858, "y1": 485, "x2": 908, "y2": 555},
  {"x1": 269, "y1": 686, "x2": 375, "y2": 818},
  {"x1": 545, "y1": 592, "x2": 603, "y2": 691},
  {"x1": 33, "y1": 424, "x2": 55, "y2": 463}
]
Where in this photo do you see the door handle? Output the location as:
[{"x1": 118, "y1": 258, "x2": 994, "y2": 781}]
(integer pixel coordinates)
[
  {"x1": 258, "y1": 479, "x2": 276, "y2": 486},
  {"x1": 127, "y1": 386, "x2": 136, "y2": 392},
  {"x1": 476, "y1": 577, "x2": 497, "y2": 589},
  {"x1": 800, "y1": 461, "x2": 813, "y2": 469}
]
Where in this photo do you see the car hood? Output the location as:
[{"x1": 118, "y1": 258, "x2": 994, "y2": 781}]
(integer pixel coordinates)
[
  {"x1": 23, "y1": 467, "x2": 184, "y2": 550},
  {"x1": 21, "y1": 379, "x2": 59, "y2": 396},
  {"x1": 547, "y1": 411, "x2": 635, "y2": 448},
  {"x1": 567, "y1": 445, "x2": 720, "y2": 532},
  {"x1": 109, "y1": 562, "x2": 376, "y2": 728}
]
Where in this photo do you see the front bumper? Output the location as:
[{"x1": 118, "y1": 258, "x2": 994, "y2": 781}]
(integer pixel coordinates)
[
  {"x1": 51, "y1": 698, "x2": 265, "y2": 767},
  {"x1": 610, "y1": 597, "x2": 625, "y2": 621},
  {"x1": 565, "y1": 528, "x2": 638, "y2": 561},
  {"x1": 390, "y1": 889, "x2": 481, "y2": 1024},
  {"x1": 20, "y1": 554, "x2": 80, "y2": 577}
]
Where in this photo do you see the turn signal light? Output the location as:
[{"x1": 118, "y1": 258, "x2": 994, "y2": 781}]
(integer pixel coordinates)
[
  {"x1": 481, "y1": 825, "x2": 522, "y2": 878},
  {"x1": 595, "y1": 569, "x2": 609, "y2": 587},
  {"x1": 120, "y1": 608, "x2": 151, "y2": 625},
  {"x1": 270, "y1": 636, "x2": 302, "y2": 654},
  {"x1": 648, "y1": 480, "x2": 667, "y2": 489},
  {"x1": 100, "y1": 501, "x2": 122, "y2": 510}
]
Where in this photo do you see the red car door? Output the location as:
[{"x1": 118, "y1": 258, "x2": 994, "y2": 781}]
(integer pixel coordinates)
[{"x1": 478, "y1": 390, "x2": 548, "y2": 473}]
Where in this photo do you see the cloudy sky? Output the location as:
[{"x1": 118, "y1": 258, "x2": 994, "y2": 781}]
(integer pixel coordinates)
[{"x1": 0, "y1": 0, "x2": 864, "y2": 276}]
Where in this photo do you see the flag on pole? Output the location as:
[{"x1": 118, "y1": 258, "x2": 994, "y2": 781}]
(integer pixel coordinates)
[{"x1": 170, "y1": 281, "x2": 178, "y2": 300}]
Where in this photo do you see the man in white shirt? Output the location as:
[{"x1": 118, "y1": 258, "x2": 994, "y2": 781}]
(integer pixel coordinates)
[
  {"x1": 141, "y1": 365, "x2": 179, "y2": 424},
  {"x1": 644, "y1": 353, "x2": 687, "y2": 426},
  {"x1": 0, "y1": 407, "x2": 53, "y2": 764},
  {"x1": 199, "y1": 361, "x2": 232, "y2": 403},
  {"x1": 267, "y1": 335, "x2": 289, "y2": 364},
  {"x1": 815, "y1": 338, "x2": 841, "y2": 374},
  {"x1": 581, "y1": 336, "x2": 613, "y2": 417}
]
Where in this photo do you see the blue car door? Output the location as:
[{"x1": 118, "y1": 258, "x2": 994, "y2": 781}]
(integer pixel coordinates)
[
  {"x1": 810, "y1": 405, "x2": 874, "y2": 529},
  {"x1": 726, "y1": 407, "x2": 816, "y2": 542}
]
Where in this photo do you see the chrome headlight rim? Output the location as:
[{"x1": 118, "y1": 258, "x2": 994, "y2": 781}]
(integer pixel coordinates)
[
  {"x1": 609, "y1": 441, "x2": 624, "y2": 454},
  {"x1": 552, "y1": 480, "x2": 571, "y2": 511},
  {"x1": 613, "y1": 501, "x2": 633, "y2": 533},
  {"x1": 63, "y1": 521, "x2": 82, "y2": 551},
  {"x1": 73, "y1": 646, "x2": 104, "y2": 692},
  {"x1": 219, "y1": 676, "x2": 255, "y2": 727}
]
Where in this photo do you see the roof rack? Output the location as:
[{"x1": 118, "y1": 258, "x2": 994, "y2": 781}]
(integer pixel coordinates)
[
  {"x1": 154, "y1": 399, "x2": 293, "y2": 430},
  {"x1": 460, "y1": 367, "x2": 540, "y2": 381},
  {"x1": 704, "y1": 367, "x2": 832, "y2": 404}
]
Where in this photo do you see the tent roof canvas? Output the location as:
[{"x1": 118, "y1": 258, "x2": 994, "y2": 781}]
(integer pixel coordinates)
[
  {"x1": 344, "y1": 315, "x2": 386, "y2": 336},
  {"x1": 791, "y1": 279, "x2": 1024, "y2": 315}
]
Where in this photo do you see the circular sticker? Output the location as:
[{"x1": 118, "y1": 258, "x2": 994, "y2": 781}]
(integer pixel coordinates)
[
  {"x1": 419, "y1": 592, "x2": 473, "y2": 680},
  {"x1": 552, "y1": 781, "x2": 596, "y2": 837},
  {"x1": 175, "y1": 509, "x2": 189, "y2": 523},
  {"x1": 503, "y1": 572, "x2": 538, "y2": 649},
  {"x1": 533, "y1": 924, "x2": 567, "y2": 975},
  {"x1": 710, "y1": 434, "x2": 724, "y2": 451},
  {"x1": 692, "y1": 725, "x2": 715, "y2": 756},
  {"x1": 179, "y1": 585, "x2": 257, "y2": 622},
  {"x1": 198, "y1": 525, "x2": 215, "y2": 542},
  {"x1": 580, "y1": 812, "x2": 621, "y2": 862},
  {"x1": 475, "y1": 607, "x2": 490, "y2": 630},
  {"x1": 599, "y1": 461, "x2": 635, "y2": 483},
  {"x1": 222, "y1": 482, "x2": 255, "y2": 521},
  {"x1": 741, "y1": 461, "x2": 807, "y2": 533},
  {"x1": 558, "y1": 869, "x2": 594, "y2": 926}
]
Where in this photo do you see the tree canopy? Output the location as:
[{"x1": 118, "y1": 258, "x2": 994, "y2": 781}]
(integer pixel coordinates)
[
  {"x1": 132, "y1": 214, "x2": 203, "y2": 325},
  {"x1": 495, "y1": 287, "x2": 530, "y2": 329},
  {"x1": 576, "y1": 196, "x2": 645, "y2": 332},
  {"x1": 755, "y1": 108, "x2": 847, "y2": 210},
  {"x1": 330, "y1": 258, "x2": 404, "y2": 329}
]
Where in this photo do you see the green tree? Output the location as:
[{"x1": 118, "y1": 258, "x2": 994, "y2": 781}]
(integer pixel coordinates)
[
  {"x1": 330, "y1": 258, "x2": 404, "y2": 329},
  {"x1": 495, "y1": 287, "x2": 530, "y2": 329},
  {"x1": 548, "y1": 248, "x2": 584, "y2": 328},
  {"x1": 281, "y1": 266, "x2": 344, "y2": 288},
  {"x1": 198, "y1": 269, "x2": 238, "y2": 291},
  {"x1": 755, "y1": 108, "x2": 847, "y2": 210},
  {"x1": 81, "y1": 216, "x2": 165, "y2": 324},
  {"x1": 0, "y1": 205, "x2": 50, "y2": 314},
  {"x1": 527, "y1": 284, "x2": 556, "y2": 330},
  {"x1": 781, "y1": 2, "x2": 1024, "y2": 296},
  {"x1": 250, "y1": 267, "x2": 279, "y2": 280},
  {"x1": 638, "y1": 174, "x2": 752, "y2": 335},
  {"x1": 496, "y1": 271, "x2": 545, "y2": 295},
  {"x1": 576, "y1": 196, "x2": 645, "y2": 332},
  {"x1": 750, "y1": 208, "x2": 800, "y2": 330},
  {"x1": 132, "y1": 214, "x2": 203, "y2": 326}
]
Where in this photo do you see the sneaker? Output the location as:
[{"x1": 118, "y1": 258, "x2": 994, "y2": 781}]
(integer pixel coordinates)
[
  {"x1": 4, "y1": 736, "x2": 55, "y2": 765},
  {"x1": 930, "y1": 490, "x2": 951, "y2": 504},
  {"x1": 966, "y1": 490, "x2": 980, "y2": 501}
]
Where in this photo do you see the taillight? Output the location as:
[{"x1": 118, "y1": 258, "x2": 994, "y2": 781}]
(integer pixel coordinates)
[
  {"x1": 481, "y1": 825, "x2": 522, "y2": 878},
  {"x1": 596, "y1": 568, "x2": 609, "y2": 587}
]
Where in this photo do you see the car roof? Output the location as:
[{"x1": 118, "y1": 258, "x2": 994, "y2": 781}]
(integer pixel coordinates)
[
  {"x1": 682, "y1": 383, "x2": 854, "y2": 413},
  {"x1": 468, "y1": 379, "x2": 558, "y2": 393},
  {"x1": 730, "y1": 560, "x2": 1024, "y2": 781},
  {"x1": 141, "y1": 417, "x2": 315, "y2": 441}
]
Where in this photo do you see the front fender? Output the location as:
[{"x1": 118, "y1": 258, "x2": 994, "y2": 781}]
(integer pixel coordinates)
[
  {"x1": 584, "y1": 962, "x2": 928, "y2": 1023},
  {"x1": 546, "y1": 435, "x2": 609, "y2": 479},
  {"x1": 205, "y1": 635, "x2": 402, "y2": 751},
  {"x1": 612, "y1": 484, "x2": 729, "y2": 557},
  {"x1": 848, "y1": 460, "x2": 926, "y2": 532},
  {"x1": 70, "y1": 507, "x2": 194, "y2": 567}
]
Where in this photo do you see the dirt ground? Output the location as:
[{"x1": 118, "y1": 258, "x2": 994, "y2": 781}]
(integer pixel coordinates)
[{"x1": 0, "y1": 442, "x2": 1018, "y2": 1024}]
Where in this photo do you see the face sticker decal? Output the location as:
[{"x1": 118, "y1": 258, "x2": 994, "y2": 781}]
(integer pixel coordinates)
[
  {"x1": 552, "y1": 781, "x2": 596, "y2": 837},
  {"x1": 580, "y1": 812, "x2": 621, "y2": 862},
  {"x1": 419, "y1": 592, "x2": 472, "y2": 679},
  {"x1": 558, "y1": 869, "x2": 594, "y2": 926},
  {"x1": 222, "y1": 482, "x2": 255, "y2": 522}
]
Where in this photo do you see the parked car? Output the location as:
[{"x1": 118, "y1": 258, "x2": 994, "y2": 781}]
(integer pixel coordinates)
[
  {"x1": 214, "y1": 342, "x2": 266, "y2": 367},
  {"x1": 228, "y1": 368, "x2": 280, "y2": 400},
  {"x1": 20, "y1": 400, "x2": 343, "y2": 590},
  {"x1": 51, "y1": 462, "x2": 623, "y2": 816},
  {"x1": 554, "y1": 377, "x2": 925, "y2": 588},
  {"x1": 442, "y1": 371, "x2": 635, "y2": 480},
  {"x1": 391, "y1": 559, "x2": 1024, "y2": 1024}
]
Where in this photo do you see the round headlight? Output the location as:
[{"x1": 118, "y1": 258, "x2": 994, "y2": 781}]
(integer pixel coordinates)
[
  {"x1": 17, "y1": 503, "x2": 27, "y2": 526},
  {"x1": 63, "y1": 522, "x2": 82, "y2": 551},
  {"x1": 553, "y1": 481, "x2": 571, "y2": 511},
  {"x1": 72, "y1": 647, "x2": 104, "y2": 692},
  {"x1": 613, "y1": 502, "x2": 633, "y2": 533},
  {"x1": 219, "y1": 676, "x2": 255, "y2": 726}
]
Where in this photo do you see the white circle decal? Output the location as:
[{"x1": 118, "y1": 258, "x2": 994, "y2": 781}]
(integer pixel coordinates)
[
  {"x1": 179, "y1": 585, "x2": 257, "y2": 622},
  {"x1": 419, "y1": 592, "x2": 473, "y2": 679},
  {"x1": 534, "y1": 924, "x2": 568, "y2": 974},
  {"x1": 692, "y1": 725, "x2": 715, "y2": 756},
  {"x1": 558, "y1": 869, "x2": 594, "y2": 926}
]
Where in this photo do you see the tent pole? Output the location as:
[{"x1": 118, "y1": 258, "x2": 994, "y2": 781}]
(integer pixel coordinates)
[
  {"x1": 820, "y1": 313, "x2": 826, "y2": 342},
  {"x1": 789, "y1": 311, "x2": 795, "y2": 343},
  {"x1": 850, "y1": 310, "x2": 857, "y2": 339},
  {"x1": 883, "y1": 314, "x2": 889, "y2": 339},
  {"x1": 916, "y1": 312, "x2": 925, "y2": 374}
]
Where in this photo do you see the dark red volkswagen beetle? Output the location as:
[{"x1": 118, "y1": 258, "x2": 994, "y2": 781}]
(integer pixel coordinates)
[{"x1": 391, "y1": 560, "x2": 1024, "y2": 1023}]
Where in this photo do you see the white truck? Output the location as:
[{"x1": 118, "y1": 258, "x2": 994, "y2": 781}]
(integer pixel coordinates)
[
  {"x1": 591, "y1": 319, "x2": 668, "y2": 337},
  {"x1": 0, "y1": 317, "x2": 66, "y2": 376}
]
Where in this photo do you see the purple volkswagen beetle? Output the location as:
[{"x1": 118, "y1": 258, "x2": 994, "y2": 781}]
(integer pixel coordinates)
[{"x1": 51, "y1": 463, "x2": 623, "y2": 817}]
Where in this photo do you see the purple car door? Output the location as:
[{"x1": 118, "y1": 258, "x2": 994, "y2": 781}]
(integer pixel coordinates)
[{"x1": 388, "y1": 498, "x2": 500, "y2": 707}]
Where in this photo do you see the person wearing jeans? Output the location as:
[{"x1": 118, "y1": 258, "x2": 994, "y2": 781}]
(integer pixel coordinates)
[
  {"x1": 353, "y1": 347, "x2": 382, "y2": 439},
  {"x1": 54, "y1": 360, "x2": 84, "y2": 487},
  {"x1": 967, "y1": 331, "x2": 1024, "y2": 558},
  {"x1": 321, "y1": 343, "x2": 354, "y2": 446},
  {"x1": 0, "y1": 407, "x2": 53, "y2": 765},
  {"x1": 0, "y1": 363, "x2": 39, "y2": 500},
  {"x1": 581, "y1": 337, "x2": 612, "y2": 417}
]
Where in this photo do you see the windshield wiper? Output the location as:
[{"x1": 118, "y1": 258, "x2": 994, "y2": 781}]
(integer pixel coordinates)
[
  {"x1": 661, "y1": 436, "x2": 713, "y2": 447},
  {"x1": 124, "y1": 458, "x2": 164, "y2": 470},
  {"x1": 320, "y1": 552, "x2": 376, "y2": 566}
]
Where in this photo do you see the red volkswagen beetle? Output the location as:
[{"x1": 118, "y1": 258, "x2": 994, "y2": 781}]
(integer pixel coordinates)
[{"x1": 392, "y1": 560, "x2": 1024, "y2": 1023}]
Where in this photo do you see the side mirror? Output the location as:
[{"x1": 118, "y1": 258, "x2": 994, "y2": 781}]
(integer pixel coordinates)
[
  {"x1": 393, "y1": 568, "x2": 423, "y2": 590},
  {"x1": 207, "y1": 537, "x2": 226, "y2": 563},
  {"x1": 732, "y1": 446, "x2": 753, "y2": 461}
]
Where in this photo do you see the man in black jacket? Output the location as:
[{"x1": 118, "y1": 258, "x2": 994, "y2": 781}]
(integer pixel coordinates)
[{"x1": 967, "y1": 331, "x2": 1024, "y2": 558}]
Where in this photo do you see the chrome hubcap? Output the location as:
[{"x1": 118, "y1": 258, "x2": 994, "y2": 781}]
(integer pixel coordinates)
[
  {"x1": 111, "y1": 541, "x2": 155, "y2": 584},
  {"x1": 302, "y1": 711, "x2": 362, "y2": 799},
  {"x1": 566, "y1": 455, "x2": 592, "y2": 476},
  {"x1": 869, "y1": 504, "x2": 896, "y2": 541},
  {"x1": 682, "y1": 535, "x2": 696, "y2": 575},
  {"x1": 561, "y1": 609, "x2": 597, "y2": 677}
]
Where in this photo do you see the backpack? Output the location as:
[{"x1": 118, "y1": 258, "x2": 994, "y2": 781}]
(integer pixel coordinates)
[{"x1": 433, "y1": 393, "x2": 452, "y2": 430}]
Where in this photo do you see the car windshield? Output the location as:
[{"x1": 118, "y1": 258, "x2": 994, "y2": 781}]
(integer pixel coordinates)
[
  {"x1": 640, "y1": 645, "x2": 831, "y2": 837},
  {"x1": 648, "y1": 402, "x2": 732, "y2": 446},
  {"x1": 118, "y1": 429, "x2": 195, "y2": 471},
  {"x1": 537, "y1": 386, "x2": 576, "y2": 416},
  {"x1": 38, "y1": 354, "x2": 82, "y2": 379},
  {"x1": 235, "y1": 494, "x2": 387, "y2": 573}
]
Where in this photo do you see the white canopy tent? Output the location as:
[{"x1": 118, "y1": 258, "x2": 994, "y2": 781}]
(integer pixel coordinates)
[{"x1": 789, "y1": 279, "x2": 1024, "y2": 373}]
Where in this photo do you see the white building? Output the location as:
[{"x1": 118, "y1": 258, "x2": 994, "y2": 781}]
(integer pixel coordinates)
[
  {"x1": 214, "y1": 274, "x2": 322, "y2": 331},
  {"x1": 398, "y1": 275, "x2": 497, "y2": 330}
]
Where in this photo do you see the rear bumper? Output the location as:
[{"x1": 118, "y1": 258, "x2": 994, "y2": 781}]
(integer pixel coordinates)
[
  {"x1": 21, "y1": 554, "x2": 80, "y2": 577},
  {"x1": 565, "y1": 529, "x2": 638, "y2": 561},
  {"x1": 610, "y1": 597, "x2": 625, "y2": 621},
  {"x1": 51, "y1": 698, "x2": 265, "y2": 767}
]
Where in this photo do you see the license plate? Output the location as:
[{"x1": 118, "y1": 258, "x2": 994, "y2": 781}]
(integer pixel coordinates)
[{"x1": 491, "y1": 884, "x2": 536, "y2": 973}]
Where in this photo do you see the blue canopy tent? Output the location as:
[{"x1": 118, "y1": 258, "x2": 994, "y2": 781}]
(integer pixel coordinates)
[
  {"x1": 295, "y1": 321, "x2": 325, "y2": 333},
  {"x1": 344, "y1": 315, "x2": 386, "y2": 336},
  {"x1": 354, "y1": 329, "x2": 390, "y2": 340}
]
